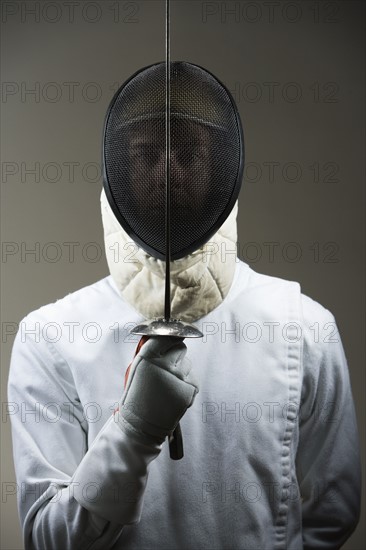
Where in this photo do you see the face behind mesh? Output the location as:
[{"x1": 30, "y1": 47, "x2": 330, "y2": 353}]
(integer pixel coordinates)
[{"x1": 103, "y1": 61, "x2": 244, "y2": 260}]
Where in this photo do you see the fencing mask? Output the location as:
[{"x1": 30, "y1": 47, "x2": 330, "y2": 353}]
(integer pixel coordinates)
[{"x1": 102, "y1": 61, "x2": 244, "y2": 263}]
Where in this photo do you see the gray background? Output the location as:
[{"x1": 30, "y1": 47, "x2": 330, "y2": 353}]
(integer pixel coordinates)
[{"x1": 1, "y1": 0, "x2": 364, "y2": 548}]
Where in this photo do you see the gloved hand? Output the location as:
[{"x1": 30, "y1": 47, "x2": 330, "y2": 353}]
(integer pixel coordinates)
[{"x1": 116, "y1": 336, "x2": 199, "y2": 445}]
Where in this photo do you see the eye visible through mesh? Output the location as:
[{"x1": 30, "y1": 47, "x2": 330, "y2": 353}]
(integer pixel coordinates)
[{"x1": 103, "y1": 61, "x2": 244, "y2": 260}]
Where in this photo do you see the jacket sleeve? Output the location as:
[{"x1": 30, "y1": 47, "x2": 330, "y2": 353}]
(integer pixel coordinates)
[
  {"x1": 296, "y1": 302, "x2": 361, "y2": 549},
  {"x1": 7, "y1": 314, "x2": 162, "y2": 550}
]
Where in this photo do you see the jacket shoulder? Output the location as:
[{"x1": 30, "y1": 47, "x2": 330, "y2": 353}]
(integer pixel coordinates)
[
  {"x1": 21, "y1": 276, "x2": 118, "y2": 325},
  {"x1": 300, "y1": 291, "x2": 335, "y2": 327},
  {"x1": 240, "y1": 263, "x2": 335, "y2": 321}
]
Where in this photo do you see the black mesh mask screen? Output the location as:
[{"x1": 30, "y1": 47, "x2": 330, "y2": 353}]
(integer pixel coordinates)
[{"x1": 103, "y1": 61, "x2": 244, "y2": 261}]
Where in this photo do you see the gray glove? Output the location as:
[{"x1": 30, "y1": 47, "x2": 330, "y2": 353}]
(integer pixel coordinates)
[{"x1": 116, "y1": 337, "x2": 199, "y2": 445}]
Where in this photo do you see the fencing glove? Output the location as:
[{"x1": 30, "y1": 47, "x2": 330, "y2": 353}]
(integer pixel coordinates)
[{"x1": 115, "y1": 337, "x2": 199, "y2": 446}]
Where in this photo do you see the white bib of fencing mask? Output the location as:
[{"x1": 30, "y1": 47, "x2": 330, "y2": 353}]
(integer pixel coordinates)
[{"x1": 101, "y1": 188, "x2": 238, "y2": 322}]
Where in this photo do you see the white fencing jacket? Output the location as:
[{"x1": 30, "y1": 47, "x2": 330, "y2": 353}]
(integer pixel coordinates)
[{"x1": 8, "y1": 261, "x2": 361, "y2": 550}]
